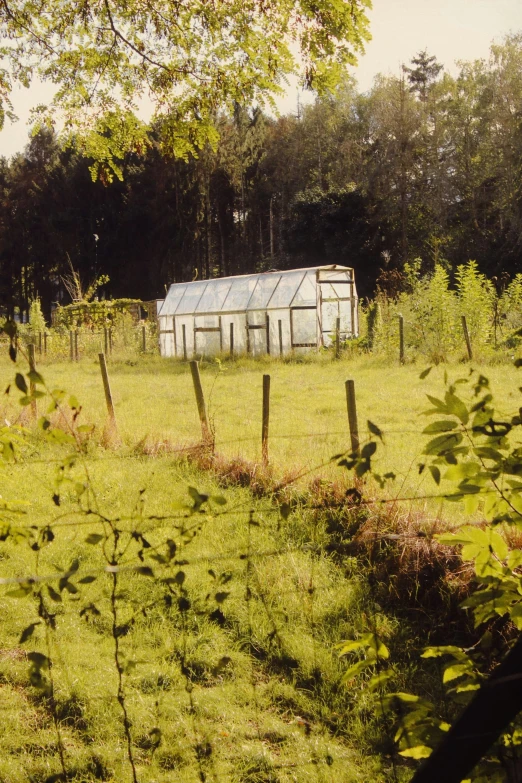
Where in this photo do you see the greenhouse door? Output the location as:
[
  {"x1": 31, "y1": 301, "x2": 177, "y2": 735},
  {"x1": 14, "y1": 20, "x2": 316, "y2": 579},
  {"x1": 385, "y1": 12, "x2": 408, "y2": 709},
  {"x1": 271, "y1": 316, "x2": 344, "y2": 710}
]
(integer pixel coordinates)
[
  {"x1": 320, "y1": 299, "x2": 339, "y2": 346},
  {"x1": 318, "y1": 276, "x2": 353, "y2": 346},
  {"x1": 290, "y1": 307, "x2": 317, "y2": 350}
]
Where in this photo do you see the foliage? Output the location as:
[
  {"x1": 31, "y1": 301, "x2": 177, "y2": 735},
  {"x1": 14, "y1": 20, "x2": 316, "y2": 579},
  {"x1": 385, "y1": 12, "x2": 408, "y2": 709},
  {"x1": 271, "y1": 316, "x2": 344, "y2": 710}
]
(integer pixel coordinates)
[
  {"x1": 337, "y1": 364, "x2": 522, "y2": 780},
  {"x1": 28, "y1": 297, "x2": 46, "y2": 333},
  {"x1": 4, "y1": 36, "x2": 522, "y2": 318},
  {"x1": 53, "y1": 298, "x2": 146, "y2": 329},
  {"x1": 369, "y1": 261, "x2": 514, "y2": 362},
  {"x1": 0, "y1": 0, "x2": 371, "y2": 174}
]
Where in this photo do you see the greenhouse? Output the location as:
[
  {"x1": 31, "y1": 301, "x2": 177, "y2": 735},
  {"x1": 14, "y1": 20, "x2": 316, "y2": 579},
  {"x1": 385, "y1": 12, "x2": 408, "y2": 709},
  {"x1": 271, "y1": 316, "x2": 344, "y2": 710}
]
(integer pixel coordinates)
[{"x1": 157, "y1": 265, "x2": 358, "y2": 358}]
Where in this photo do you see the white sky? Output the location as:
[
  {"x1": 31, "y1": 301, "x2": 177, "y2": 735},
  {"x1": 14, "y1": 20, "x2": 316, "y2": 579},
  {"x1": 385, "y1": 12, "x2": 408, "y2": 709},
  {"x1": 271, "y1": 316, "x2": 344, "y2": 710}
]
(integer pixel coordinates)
[{"x1": 1, "y1": 0, "x2": 521, "y2": 158}]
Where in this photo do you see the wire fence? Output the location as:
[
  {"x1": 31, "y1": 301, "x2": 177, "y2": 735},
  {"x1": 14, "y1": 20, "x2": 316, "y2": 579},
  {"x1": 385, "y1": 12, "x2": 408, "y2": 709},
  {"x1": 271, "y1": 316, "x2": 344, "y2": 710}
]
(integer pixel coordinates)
[{"x1": 3, "y1": 342, "x2": 522, "y2": 782}]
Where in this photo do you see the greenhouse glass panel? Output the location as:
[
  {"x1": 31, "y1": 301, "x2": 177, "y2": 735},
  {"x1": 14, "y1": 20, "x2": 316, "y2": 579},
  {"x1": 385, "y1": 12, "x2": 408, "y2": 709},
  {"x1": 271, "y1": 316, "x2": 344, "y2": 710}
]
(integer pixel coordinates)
[
  {"x1": 158, "y1": 315, "x2": 175, "y2": 357},
  {"x1": 195, "y1": 330, "x2": 221, "y2": 356},
  {"x1": 222, "y1": 275, "x2": 258, "y2": 311},
  {"x1": 318, "y1": 268, "x2": 352, "y2": 298},
  {"x1": 339, "y1": 300, "x2": 352, "y2": 332},
  {"x1": 267, "y1": 271, "x2": 306, "y2": 309},
  {"x1": 321, "y1": 300, "x2": 339, "y2": 345},
  {"x1": 176, "y1": 281, "x2": 209, "y2": 315},
  {"x1": 247, "y1": 310, "x2": 268, "y2": 356},
  {"x1": 291, "y1": 309, "x2": 317, "y2": 345},
  {"x1": 195, "y1": 314, "x2": 220, "y2": 328},
  {"x1": 247, "y1": 275, "x2": 281, "y2": 310},
  {"x1": 291, "y1": 270, "x2": 317, "y2": 306},
  {"x1": 160, "y1": 283, "x2": 188, "y2": 316},
  {"x1": 174, "y1": 316, "x2": 194, "y2": 357},
  {"x1": 268, "y1": 309, "x2": 291, "y2": 355},
  {"x1": 221, "y1": 313, "x2": 247, "y2": 354},
  {"x1": 196, "y1": 279, "x2": 232, "y2": 313}
]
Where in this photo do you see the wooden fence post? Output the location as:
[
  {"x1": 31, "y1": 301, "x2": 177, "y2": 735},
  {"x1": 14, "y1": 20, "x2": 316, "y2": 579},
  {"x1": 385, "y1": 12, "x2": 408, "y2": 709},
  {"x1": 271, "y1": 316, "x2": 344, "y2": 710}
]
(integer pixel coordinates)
[
  {"x1": 189, "y1": 360, "x2": 211, "y2": 445},
  {"x1": 182, "y1": 324, "x2": 187, "y2": 360},
  {"x1": 38, "y1": 331, "x2": 42, "y2": 356},
  {"x1": 141, "y1": 325, "x2": 147, "y2": 353},
  {"x1": 104, "y1": 327, "x2": 109, "y2": 356},
  {"x1": 229, "y1": 322, "x2": 234, "y2": 357},
  {"x1": 266, "y1": 314, "x2": 270, "y2": 355},
  {"x1": 74, "y1": 330, "x2": 79, "y2": 361},
  {"x1": 335, "y1": 316, "x2": 341, "y2": 359},
  {"x1": 262, "y1": 374, "x2": 270, "y2": 466},
  {"x1": 278, "y1": 319, "x2": 283, "y2": 356},
  {"x1": 345, "y1": 379, "x2": 360, "y2": 455},
  {"x1": 69, "y1": 330, "x2": 74, "y2": 362},
  {"x1": 98, "y1": 352, "x2": 117, "y2": 431},
  {"x1": 399, "y1": 315, "x2": 405, "y2": 364},
  {"x1": 109, "y1": 327, "x2": 113, "y2": 356},
  {"x1": 28, "y1": 344, "x2": 37, "y2": 420},
  {"x1": 462, "y1": 315, "x2": 473, "y2": 360},
  {"x1": 43, "y1": 332, "x2": 48, "y2": 356}
]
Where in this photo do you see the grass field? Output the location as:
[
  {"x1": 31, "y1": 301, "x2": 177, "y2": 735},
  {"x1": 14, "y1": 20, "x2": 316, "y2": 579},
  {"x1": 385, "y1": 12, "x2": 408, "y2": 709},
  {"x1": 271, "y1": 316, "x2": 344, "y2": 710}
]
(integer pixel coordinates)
[
  {"x1": 4, "y1": 351, "x2": 521, "y2": 518},
  {"x1": 0, "y1": 350, "x2": 517, "y2": 782}
]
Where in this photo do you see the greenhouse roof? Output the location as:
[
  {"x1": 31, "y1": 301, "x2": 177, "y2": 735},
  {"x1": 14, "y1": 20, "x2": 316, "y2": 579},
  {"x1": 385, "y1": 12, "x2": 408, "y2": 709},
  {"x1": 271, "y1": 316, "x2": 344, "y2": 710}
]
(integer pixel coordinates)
[{"x1": 158, "y1": 265, "x2": 354, "y2": 317}]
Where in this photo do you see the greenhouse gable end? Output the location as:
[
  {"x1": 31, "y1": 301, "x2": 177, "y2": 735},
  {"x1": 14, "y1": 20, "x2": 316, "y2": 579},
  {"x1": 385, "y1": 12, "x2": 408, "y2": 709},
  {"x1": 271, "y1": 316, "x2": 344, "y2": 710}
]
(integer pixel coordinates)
[{"x1": 157, "y1": 266, "x2": 358, "y2": 358}]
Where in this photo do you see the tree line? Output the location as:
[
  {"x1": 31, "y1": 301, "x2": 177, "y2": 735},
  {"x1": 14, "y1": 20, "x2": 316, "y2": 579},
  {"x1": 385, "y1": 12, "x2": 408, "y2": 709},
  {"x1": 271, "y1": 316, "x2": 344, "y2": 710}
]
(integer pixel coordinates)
[{"x1": 2, "y1": 34, "x2": 522, "y2": 320}]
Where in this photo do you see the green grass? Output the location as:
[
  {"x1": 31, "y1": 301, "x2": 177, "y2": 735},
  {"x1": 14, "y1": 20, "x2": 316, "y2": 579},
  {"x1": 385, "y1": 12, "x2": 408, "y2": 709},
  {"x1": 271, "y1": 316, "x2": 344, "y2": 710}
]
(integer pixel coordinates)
[
  {"x1": 4, "y1": 350, "x2": 521, "y2": 519},
  {"x1": 0, "y1": 350, "x2": 517, "y2": 782},
  {"x1": 0, "y1": 449, "x2": 401, "y2": 783}
]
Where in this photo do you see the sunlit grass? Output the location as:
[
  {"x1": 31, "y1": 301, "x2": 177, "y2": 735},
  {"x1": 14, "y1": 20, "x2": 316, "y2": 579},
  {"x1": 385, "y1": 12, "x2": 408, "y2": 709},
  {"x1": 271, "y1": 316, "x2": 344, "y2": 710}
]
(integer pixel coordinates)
[
  {"x1": 0, "y1": 351, "x2": 499, "y2": 781},
  {"x1": 0, "y1": 454, "x2": 395, "y2": 783},
  {"x1": 3, "y1": 351, "x2": 520, "y2": 521}
]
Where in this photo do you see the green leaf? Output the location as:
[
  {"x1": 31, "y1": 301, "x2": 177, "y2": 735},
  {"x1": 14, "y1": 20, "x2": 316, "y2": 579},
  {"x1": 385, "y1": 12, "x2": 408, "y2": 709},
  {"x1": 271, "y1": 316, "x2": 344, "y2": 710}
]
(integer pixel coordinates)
[
  {"x1": 444, "y1": 392, "x2": 469, "y2": 424},
  {"x1": 421, "y1": 646, "x2": 468, "y2": 659},
  {"x1": 399, "y1": 746, "x2": 432, "y2": 760},
  {"x1": 215, "y1": 591, "x2": 229, "y2": 603},
  {"x1": 340, "y1": 658, "x2": 372, "y2": 683},
  {"x1": 338, "y1": 639, "x2": 367, "y2": 655},
  {"x1": 442, "y1": 662, "x2": 473, "y2": 684},
  {"x1": 367, "y1": 670, "x2": 394, "y2": 692},
  {"x1": 78, "y1": 575, "x2": 97, "y2": 584},
  {"x1": 423, "y1": 420, "x2": 458, "y2": 434},
  {"x1": 508, "y1": 550, "x2": 522, "y2": 570},
  {"x1": 444, "y1": 463, "x2": 479, "y2": 481},
  {"x1": 424, "y1": 432, "x2": 463, "y2": 456},
  {"x1": 419, "y1": 366, "x2": 432, "y2": 379},
  {"x1": 426, "y1": 395, "x2": 448, "y2": 413},
  {"x1": 27, "y1": 370, "x2": 44, "y2": 385}
]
